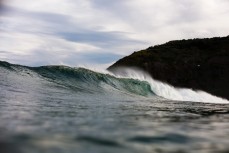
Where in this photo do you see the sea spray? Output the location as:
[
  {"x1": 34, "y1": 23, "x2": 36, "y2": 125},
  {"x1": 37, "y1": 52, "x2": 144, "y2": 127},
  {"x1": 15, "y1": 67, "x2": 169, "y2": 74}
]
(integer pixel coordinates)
[{"x1": 110, "y1": 67, "x2": 229, "y2": 103}]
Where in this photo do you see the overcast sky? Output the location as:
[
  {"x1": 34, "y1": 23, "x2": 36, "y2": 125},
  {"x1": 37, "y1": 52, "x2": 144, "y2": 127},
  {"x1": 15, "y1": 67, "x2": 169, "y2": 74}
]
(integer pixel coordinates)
[{"x1": 0, "y1": 0, "x2": 229, "y2": 67}]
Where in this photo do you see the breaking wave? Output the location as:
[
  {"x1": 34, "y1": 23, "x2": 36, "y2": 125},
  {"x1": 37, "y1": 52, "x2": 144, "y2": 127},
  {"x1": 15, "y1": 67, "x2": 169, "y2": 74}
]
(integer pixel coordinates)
[
  {"x1": 111, "y1": 68, "x2": 229, "y2": 103},
  {"x1": 0, "y1": 61, "x2": 228, "y2": 103}
]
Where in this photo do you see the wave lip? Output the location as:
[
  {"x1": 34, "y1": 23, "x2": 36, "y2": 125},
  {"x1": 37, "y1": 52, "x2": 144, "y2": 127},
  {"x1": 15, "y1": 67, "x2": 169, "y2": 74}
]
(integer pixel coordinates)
[{"x1": 109, "y1": 67, "x2": 229, "y2": 104}]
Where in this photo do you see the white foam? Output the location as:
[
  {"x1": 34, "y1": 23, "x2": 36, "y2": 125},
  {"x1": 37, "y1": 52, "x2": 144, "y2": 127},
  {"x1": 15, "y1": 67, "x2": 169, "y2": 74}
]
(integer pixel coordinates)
[{"x1": 112, "y1": 68, "x2": 229, "y2": 104}]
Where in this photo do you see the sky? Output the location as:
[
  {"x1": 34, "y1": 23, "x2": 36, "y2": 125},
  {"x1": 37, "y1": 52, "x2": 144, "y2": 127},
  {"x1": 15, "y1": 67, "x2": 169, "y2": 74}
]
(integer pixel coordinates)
[{"x1": 0, "y1": 0, "x2": 229, "y2": 68}]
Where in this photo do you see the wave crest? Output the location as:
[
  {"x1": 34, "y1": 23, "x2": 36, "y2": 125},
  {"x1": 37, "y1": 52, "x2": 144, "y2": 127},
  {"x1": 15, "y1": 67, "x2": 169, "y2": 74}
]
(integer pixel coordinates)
[{"x1": 110, "y1": 67, "x2": 229, "y2": 103}]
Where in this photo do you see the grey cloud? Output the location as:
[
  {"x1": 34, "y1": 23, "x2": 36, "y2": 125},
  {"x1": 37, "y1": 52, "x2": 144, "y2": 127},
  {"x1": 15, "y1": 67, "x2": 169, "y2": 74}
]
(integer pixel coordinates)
[
  {"x1": 0, "y1": 50, "x2": 53, "y2": 66},
  {"x1": 1, "y1": 0, "x2": 229, "y2": 67},
  {"x1": 0, "y1": 0, "x2": 3, "y2": 9},
  {"x1": 62, "y1": 52, "x2": 122, "y2": 65},
  {"x1": 88, "y1": 0, "x2": 132, "y2": 21},
  {"x1": 0, "y1": 5, "x2": 76, "y2": 36},
  {"x1": 2, "y1": 49, "x2": 122, "y2": 66},
  {"x1": 0, "y1": 4, "x2": 146, "y2": 66},
  {"x1": 58, "y1": 31, "x2": 145, "y2": 47},
  {"x1": 89, "y1": 0, "x2": 127, "y2": 11},
  {"x1": 0, "y1": 50, "x2": 9, "y2": 53},
  {"x1": 1, "y1": 5, "x2": 145, "y2": 45},
  {"x1": 0, "y1": 0, "x2": 6, "y2": 15},
  {"x1": 170, "y1": 1, "x2": 204, "y2": 23},
  {"x1": 88, "y1": 0, "x2": 210, "y2": 30},
  {"x1": 2, "y1": 5, "x2": 71, "y2": 24}
]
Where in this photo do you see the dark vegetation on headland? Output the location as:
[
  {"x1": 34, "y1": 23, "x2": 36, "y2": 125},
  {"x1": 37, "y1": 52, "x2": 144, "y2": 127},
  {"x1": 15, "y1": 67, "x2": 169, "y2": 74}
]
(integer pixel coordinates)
[{"x1": 108, "y1": 36, "x2": 229, "y2": 100}]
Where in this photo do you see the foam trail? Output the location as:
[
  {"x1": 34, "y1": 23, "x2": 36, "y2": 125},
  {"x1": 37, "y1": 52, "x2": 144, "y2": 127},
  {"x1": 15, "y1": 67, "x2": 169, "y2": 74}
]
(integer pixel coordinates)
[{"x1": 112, "y1": 68, "x2": 229, "y2": 104}]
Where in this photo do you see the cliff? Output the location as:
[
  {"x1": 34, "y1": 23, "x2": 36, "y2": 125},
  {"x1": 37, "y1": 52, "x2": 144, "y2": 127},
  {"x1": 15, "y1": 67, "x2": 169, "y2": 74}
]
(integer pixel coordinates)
[{"x1": 108, "y1": 36, "x2": 229, "y2": 100}]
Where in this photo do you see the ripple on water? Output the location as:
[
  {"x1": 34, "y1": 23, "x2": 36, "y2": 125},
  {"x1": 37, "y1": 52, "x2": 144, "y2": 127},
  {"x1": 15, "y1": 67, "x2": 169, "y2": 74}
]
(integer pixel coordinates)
[{"x1": 127, "y1": 133, "x2": 190, "y2": 144}]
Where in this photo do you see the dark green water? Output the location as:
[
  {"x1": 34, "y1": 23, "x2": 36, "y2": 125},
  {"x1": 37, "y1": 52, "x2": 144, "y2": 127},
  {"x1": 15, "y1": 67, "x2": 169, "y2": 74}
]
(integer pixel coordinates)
[{"x1": 0, "y1": 61, "x2": 229, "y2": 153}]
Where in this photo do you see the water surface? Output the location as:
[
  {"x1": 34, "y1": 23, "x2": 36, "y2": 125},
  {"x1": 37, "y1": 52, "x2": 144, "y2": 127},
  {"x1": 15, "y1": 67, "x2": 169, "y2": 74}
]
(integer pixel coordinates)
[{"x1": 0, "y1": 62, "x2": 229, "y2": 153}]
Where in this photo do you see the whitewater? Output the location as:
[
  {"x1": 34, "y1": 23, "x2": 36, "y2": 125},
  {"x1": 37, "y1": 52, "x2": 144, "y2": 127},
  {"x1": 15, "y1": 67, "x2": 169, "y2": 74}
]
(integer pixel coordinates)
[
  {"x1": 106, "y1": 68, "x2": 228, "y2": 103},
  {"x1": 0, "y1": 61, "x2": 229, "y2": 153}
]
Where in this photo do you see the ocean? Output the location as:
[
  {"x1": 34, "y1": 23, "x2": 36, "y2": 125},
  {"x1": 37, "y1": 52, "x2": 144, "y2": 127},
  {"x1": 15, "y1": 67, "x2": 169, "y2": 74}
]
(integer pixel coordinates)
[{"x1": 0, "y1": 61, "x2": 229, "y2": 153}]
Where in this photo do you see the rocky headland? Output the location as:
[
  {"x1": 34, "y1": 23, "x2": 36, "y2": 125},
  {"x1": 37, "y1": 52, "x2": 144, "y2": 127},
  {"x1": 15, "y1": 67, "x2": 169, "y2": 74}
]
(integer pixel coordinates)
[{"x1": 108, "y1": 36, "x2": 229, "y2": 100}]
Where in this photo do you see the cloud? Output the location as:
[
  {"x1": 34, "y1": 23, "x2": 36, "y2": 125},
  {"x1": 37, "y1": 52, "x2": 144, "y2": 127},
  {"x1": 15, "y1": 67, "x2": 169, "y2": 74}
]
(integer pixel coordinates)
[
  {"x1": 0, "y1": 0, "x2": 229, "y2": 67},
  {"x1": 58, "y1": 31, "x2": 145, "y2": 48},
  {"x1": 89, "y1": 0, "x2": 229, "y2": 41},
  {"x1": 0, "y1": 0, "x2": 6, "y2": 15}
]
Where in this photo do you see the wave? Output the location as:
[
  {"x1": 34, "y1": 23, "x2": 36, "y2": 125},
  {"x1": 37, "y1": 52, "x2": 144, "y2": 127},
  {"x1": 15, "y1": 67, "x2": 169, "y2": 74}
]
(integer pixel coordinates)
[
  {"x1": 0, "y1": 61, "x2": 228, "y2": 103},
  {"x1": 3, "y1": 63, "x2": 154, "y2": 97},
  {"x1": 110, "y1": 68, "x2": 229, "y2": 103}
]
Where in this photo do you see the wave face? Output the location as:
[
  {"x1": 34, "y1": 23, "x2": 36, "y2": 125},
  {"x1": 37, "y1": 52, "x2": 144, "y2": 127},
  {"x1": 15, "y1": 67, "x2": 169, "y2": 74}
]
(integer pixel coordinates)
[
  {"x1": 33, "y1": 66, "x2": 155, "y2": 97},
  {"x1": 0, "y1": 61, "x2": 228, "y2": 103}
]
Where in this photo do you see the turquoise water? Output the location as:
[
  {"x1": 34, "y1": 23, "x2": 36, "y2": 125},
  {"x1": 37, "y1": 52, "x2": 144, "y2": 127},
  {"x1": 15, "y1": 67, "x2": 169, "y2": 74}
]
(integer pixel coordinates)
[{"x1": 0, "y1": 61, "x2": 229, "y2": 153}]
